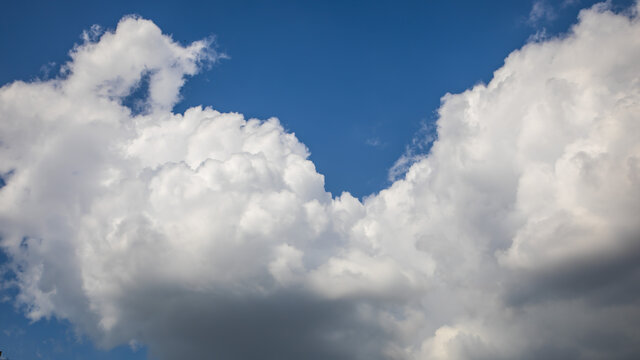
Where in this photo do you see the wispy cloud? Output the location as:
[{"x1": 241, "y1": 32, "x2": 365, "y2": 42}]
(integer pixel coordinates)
[
  {"x1": 387, "y1": 120, "x2": 436, "y2": 182},
  {"x1": 528, "y1": 0, "x2": 557, "y2": 25},
  {"x1": 365, "y1": 137, "x2": 383, "y2": 147}
]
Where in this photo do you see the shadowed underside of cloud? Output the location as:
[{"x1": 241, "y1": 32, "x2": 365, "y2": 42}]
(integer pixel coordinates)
[{"x1": 1, "y1": 3, "x2": 640, "y2": 359}]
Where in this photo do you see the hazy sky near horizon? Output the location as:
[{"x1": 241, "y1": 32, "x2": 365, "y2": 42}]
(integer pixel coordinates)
[{"x1": 1, "y1": 1, "x2": 640, "y2": 359}]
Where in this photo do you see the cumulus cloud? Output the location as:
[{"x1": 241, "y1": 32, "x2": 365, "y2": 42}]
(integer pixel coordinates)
[{"x1": 1, "y1": 4, "x2": 640, "y2": 360}]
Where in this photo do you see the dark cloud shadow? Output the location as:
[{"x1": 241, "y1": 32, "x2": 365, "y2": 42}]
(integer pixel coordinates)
[{"x1": 112, "y1": 287, "x2": 396, "y2": 360}]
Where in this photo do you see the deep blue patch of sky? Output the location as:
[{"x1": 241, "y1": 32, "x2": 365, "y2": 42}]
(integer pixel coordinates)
[{"x1": 0, "y1": 0, "x2": 635, "y2": 359}]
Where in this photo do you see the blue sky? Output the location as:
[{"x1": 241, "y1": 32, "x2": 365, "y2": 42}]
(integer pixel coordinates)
[{"x1": 1, "y1": 1, "x2": 639, "y2": 359}]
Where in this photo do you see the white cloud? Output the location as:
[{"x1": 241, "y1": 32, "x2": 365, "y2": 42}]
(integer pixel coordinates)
[
  {"x1": 2, "y1": 3, "x2": 640, "y2": 359},
  {"x1": 528, "y1": 0, "x2": 557, "y2": 25},
  {"x1": 388, "y1": 120, "x2": 436, "y2": 182}
]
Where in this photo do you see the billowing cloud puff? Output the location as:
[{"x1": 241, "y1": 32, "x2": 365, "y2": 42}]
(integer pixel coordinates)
[{"x1": 1, "y1": 4, "x2": 640, "y2": 359}]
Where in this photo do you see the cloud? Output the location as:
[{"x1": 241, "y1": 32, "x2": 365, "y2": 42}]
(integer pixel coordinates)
[
  {"x1": 1, "y1": 4, "x2": 640, "y2": 360},
  {"x1": 563, "y1": 0, "x2": 582, "y2": 7},
  {"x1": 528, "y1": 0, "x2": 557, "y2": 25},
  {"x1": 366, "y1": 137, "x2": 383, "y2": 147},
  {"x1": 388, "y1": 120, "x2": 437, "y2": 182}
]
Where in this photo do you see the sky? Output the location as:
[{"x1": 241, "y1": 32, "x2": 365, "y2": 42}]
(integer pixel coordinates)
[{"x1": 0, "y1": 0, "x2": 639, "y2": 359}]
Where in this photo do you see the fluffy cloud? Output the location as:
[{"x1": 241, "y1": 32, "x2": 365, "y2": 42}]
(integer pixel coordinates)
[{"x1": 1, "y1": 4, "x2": 640, "y2": 359}]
